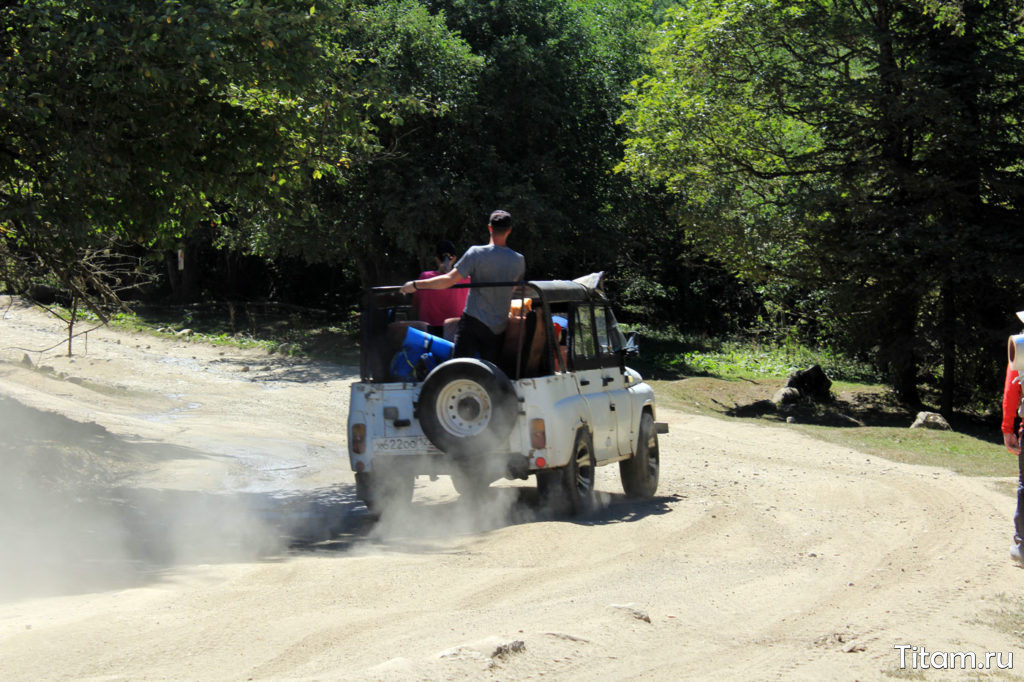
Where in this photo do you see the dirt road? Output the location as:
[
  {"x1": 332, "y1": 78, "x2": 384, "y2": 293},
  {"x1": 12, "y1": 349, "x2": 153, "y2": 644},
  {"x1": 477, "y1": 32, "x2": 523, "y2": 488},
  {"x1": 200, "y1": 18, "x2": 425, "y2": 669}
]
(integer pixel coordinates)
[{"x1": 0, "y1": 296, "x2": 1021, "y2": 680}]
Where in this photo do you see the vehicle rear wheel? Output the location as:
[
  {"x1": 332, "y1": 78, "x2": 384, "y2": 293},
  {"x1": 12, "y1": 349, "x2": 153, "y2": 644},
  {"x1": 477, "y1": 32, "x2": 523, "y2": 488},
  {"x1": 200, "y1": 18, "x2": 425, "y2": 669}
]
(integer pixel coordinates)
[
  {"x1": 355, "y1": 468, "x2": 414, "y2": 514},
  {"x1": 418, "y1": 359, "x2": 518, "y2": 459},
  {"x1": 537, "y1": 428, "x2": 596, "y2": 515},
  {"x1": 620, "y1": 411, "x2": 659, "y2": 498}
]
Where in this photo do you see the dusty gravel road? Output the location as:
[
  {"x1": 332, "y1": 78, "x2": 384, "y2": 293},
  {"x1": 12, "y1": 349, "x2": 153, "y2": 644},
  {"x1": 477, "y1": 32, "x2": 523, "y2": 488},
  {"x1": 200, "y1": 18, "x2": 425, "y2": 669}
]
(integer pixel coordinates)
[{"x1": 1, "y1": 296, "x2": 1022, "y2": 681}]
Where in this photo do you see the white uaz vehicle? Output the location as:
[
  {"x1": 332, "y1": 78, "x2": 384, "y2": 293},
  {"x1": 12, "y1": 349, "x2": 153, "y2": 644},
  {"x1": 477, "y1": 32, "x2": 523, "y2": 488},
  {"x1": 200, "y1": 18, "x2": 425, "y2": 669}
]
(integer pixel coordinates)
[{"x1": 347, "y1": 279, "x2": 667, "y2": 514}]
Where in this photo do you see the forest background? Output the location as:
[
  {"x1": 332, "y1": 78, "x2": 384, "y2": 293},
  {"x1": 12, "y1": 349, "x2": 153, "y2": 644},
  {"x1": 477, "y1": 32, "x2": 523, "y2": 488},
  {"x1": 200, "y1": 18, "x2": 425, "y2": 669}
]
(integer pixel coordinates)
[{"x1": 2, "y1": 0, "x2": 1023, "y2": 417}]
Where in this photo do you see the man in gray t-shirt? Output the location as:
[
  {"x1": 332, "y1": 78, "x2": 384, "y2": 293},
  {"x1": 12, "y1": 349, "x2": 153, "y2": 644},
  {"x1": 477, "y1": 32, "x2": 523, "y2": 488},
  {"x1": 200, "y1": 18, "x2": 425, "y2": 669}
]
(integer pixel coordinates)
[
  {"x1": 454, "y1": 243, "x2": 524, "y2": 334},
  {"x1": 400, "y1": 209, "x2": 525, "y2": 363}
]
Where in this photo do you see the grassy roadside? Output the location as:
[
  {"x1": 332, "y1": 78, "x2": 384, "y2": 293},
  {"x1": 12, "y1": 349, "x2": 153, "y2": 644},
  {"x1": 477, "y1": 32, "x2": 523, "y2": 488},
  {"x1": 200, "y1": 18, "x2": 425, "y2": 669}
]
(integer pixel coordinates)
[
  {"x1": 87, "y1": 301, "x2": 361, "y2": 365},
  {"x1": 652, "y1": 376, "x2": 1016, "y2": 480},
  {"x1": 632, "y1": 334, "x2": 1015, "y2": 481}
]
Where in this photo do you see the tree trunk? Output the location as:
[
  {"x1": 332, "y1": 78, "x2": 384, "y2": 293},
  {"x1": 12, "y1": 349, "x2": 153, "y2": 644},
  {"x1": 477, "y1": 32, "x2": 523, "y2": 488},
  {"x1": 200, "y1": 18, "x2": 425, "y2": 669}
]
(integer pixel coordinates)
[
  {"x1": 890, "y1": 349, "x2": 921, "y2": 406},
  {"x1": 165, "y1": 244, "x2": 201, "y2": 303},
  {"x1": 936, "y1": 2, "x2": 979, "y2": 420},
  {"x1": 940, "y1": 280, "x2": 955, "y2": 417},
  {"x1": 66, "y1": 294, "x2": 77, "y2": 357},
  {"x1": 881, "y1": 286, "x2": 922, "y2": 407}
]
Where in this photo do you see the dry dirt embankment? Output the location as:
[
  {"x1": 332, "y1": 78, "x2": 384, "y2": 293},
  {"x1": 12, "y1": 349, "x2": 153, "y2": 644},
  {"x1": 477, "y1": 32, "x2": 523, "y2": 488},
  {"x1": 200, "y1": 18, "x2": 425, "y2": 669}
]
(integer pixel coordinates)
[{"x1": 0, "y1": 297, "x2": 1021, "y2": 680}]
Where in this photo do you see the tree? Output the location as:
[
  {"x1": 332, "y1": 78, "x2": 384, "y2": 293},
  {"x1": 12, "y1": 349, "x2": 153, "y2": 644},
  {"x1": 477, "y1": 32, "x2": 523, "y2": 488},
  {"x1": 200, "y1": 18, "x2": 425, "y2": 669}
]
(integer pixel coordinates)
[
  {"x1": 244, "y1": 0, "x2": 654, "y2": 286},
  {"x1": 422, "y1": 0, "x2": 653, "y2": 280},
  {"x1": 0, "y1": 0, "x2": 470, "y2": 310},
  {"x1": 220, "y1": 0, "x2": 486, "y2": 286},
  {"x1": 619, "y1": 0, "x2": 1024, "y2": 407}
]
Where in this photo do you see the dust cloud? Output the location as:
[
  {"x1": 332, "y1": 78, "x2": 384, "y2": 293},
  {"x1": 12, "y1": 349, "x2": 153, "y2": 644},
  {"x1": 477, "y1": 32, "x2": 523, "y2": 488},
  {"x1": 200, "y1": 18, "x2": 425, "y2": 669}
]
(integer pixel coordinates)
[
  {"x1": 367, "y1": 466, "x2": 611, "y2": 545},
  {"x1": 0, "y1": 395, "x2": 298, "y2": 601},
  {"x1": 369, "y1": 482, "x2": 533, "y2": 544}
]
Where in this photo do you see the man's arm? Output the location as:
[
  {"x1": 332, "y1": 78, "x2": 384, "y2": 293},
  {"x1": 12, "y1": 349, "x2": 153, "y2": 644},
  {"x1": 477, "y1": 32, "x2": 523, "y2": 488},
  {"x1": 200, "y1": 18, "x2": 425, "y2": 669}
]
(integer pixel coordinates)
[{"x1": 400, "y1": 268, "x2": 463, "y2": 295}]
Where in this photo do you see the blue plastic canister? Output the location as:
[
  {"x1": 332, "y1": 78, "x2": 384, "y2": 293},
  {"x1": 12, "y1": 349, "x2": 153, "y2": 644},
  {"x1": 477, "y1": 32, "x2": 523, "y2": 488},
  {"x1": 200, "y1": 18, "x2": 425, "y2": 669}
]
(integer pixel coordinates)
[{"x1": 402, "y1": 326, "x2": 454, "y2": 361}]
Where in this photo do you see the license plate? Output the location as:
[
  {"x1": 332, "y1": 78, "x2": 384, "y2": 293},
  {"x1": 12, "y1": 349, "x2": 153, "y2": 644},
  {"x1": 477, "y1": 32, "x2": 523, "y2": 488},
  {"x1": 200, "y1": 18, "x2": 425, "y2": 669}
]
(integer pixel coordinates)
[{"x1": 372, "y1": 435, "x2": 440, "y2": 455}]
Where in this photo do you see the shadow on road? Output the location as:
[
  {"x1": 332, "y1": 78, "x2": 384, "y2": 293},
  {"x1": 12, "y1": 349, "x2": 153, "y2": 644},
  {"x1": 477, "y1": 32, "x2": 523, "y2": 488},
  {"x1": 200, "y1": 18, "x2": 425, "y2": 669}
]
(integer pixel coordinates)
[{"x1": 307, "y1": 486, "x2": 678, "y2": 554}]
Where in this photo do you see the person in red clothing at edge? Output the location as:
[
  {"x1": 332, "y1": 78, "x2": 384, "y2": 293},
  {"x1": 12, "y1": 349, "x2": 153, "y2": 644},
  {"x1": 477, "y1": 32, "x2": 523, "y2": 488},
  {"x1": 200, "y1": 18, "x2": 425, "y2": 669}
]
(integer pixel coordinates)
[
  {"x1": 1002, "y1": 310, "x2": 1024, "y2": 564},
  {"x1": 412, "y1": 239, "x2": 469, "y2": 338}
]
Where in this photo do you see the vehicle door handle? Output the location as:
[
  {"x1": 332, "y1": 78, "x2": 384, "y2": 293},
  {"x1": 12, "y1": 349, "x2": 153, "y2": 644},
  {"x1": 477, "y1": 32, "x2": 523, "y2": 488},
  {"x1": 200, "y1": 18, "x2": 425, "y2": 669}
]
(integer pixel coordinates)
[
  {"x1": 602, "y1": 376, "x2": 613, "y2": 386},
  {"x1": 610, "y1": 403, "x2": 616, "y2": 411},
  {"x1": 580, "y1": 379, "x2": 590, "y2": 386}
]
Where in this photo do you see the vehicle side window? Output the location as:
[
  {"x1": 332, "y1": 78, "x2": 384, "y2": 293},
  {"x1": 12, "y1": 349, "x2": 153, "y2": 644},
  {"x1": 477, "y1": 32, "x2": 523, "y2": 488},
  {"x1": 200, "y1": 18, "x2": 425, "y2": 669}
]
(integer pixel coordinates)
[
  {"x1": 593, "y1": 303, "x2": 614, "y2": 366},
  {"x1": 594, "y1": 306, "x2": 613, "y2": 357},
  {"x1": 572, "y1": 305, "x2": 597, "y2": 361},
  {"x1": 607, "y1": 307, "x2": 627, "y2": 352}
]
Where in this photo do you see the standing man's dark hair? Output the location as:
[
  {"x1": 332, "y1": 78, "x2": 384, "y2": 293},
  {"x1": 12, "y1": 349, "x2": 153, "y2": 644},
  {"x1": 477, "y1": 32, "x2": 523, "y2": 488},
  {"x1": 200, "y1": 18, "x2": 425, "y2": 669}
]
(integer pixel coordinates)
[
  {"x1": 400, "y1": 209, "x2": 525, "y2": 364},
  {"x1": 489, "y1": 209, "x2": 512, "y2": 233}
]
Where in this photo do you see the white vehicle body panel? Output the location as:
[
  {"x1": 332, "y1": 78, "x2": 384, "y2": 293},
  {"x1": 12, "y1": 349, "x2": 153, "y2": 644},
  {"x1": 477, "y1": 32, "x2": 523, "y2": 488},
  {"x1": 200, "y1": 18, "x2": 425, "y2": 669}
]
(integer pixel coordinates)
[{"x1": 348, "y1": 365, "x2": 654, "y2": 475}]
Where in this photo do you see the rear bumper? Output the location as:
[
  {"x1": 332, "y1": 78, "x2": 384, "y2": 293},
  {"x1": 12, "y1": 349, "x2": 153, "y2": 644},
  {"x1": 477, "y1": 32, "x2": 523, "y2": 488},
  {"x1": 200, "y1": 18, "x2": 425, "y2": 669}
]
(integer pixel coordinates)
[{"x1": 365, "y1": 452, "x2": 532, "y2": 480}]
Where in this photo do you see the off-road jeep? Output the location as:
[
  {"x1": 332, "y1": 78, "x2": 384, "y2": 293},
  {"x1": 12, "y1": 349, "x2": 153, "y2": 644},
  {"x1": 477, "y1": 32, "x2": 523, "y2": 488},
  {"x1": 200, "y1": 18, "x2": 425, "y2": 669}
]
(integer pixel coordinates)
[{"x1": 346, "y1": 278, "x2": 667, "y2": 514}]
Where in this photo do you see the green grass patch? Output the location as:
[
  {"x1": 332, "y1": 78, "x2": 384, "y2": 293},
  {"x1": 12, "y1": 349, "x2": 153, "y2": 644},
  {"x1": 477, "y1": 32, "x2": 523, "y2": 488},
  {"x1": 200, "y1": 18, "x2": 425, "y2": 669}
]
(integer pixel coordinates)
[
  {"x1": 636, "y1": 329, "x2": 1011, "y2": 479},
  {"x1": 73, "y1": 301, "x2": 361, "y2": 364},
  {"x1": 793, "y1": 423, "x2": 1017, "y2": 478},
  {"x1": 649, "y1": 367, "x2": 1011, "y2": 480},
  {"x1": 629, "y1": 327, "x2": 883, "y2": 384}
]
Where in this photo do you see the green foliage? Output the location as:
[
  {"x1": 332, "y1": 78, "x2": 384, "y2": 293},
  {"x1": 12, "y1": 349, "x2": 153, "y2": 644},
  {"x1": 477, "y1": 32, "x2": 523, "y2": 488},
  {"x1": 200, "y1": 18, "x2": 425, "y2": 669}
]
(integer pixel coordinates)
[
  {"x1": 649, "y1": 0, "x2": 682, "y2": 23},
  {"x1": 0, "y1": 0, "x2": 475, "y2": 308},
  {"x1": 278, "y1": 0, "x2": 657, "y2": 284},
  {"x1": 5, "y1": 0, "x2": 1022, "y2": 409},
  {"x1": 227, "y1": 0, "x2": 485, "y2": 283},
  {"x1": 619, "y1": 0, "x2": 1024, "y2": 406},
  {"x1": 4, "y1": 1, "x2": 355, "y2": 233}
]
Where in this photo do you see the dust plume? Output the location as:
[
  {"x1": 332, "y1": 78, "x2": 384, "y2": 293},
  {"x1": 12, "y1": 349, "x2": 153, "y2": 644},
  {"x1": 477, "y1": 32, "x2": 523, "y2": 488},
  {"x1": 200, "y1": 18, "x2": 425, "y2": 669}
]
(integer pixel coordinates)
[
  {"x1": 0, "y1": 395, "x2": 293, "y2": 601},
  {"x1": 369, "y1": 480, "x2": 534, "y2": 544}
]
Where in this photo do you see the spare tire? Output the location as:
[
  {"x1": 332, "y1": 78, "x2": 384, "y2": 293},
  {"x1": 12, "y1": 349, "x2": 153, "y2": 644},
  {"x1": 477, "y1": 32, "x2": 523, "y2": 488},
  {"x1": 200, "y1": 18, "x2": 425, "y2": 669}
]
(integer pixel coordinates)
[{"x1": 417, "y1": 359, "x2": 519, "y2": 458}]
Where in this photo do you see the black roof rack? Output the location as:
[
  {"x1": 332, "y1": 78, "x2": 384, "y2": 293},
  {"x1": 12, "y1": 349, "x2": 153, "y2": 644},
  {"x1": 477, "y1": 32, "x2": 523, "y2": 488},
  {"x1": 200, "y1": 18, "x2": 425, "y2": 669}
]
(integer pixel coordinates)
[{"x1": 366, "y1": 279, "x2": 605, "y2": 305}]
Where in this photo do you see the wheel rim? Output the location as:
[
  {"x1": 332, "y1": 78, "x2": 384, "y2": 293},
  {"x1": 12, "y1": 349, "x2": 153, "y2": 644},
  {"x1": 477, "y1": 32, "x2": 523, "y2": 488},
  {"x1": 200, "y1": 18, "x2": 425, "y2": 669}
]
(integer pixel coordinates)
[
  {"x1": 435, "y1": 378, "x2": 492, "y2": 437},
  {"x1": 575, "y1": 440, "x2": 594, "y2": 497}
]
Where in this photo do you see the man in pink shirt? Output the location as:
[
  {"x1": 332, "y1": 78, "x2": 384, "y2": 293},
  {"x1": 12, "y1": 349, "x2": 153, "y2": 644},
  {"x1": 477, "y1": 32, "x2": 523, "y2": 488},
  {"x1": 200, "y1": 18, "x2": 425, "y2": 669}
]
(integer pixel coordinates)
[{"x1": 413, "y1": 240, "x2": 469, "y2": 337}]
